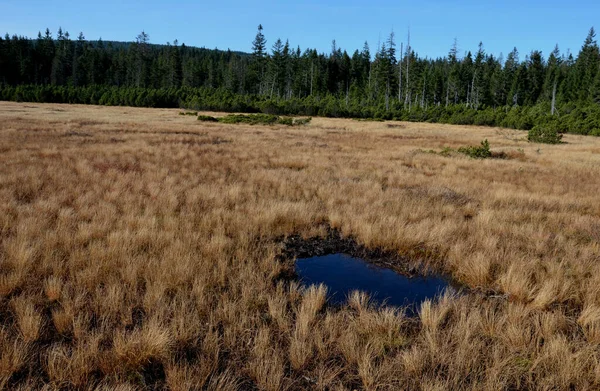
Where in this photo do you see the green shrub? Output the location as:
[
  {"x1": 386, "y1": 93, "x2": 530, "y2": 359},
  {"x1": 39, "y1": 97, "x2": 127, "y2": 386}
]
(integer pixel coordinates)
[
  {"x1": 219, "y1": 113, "x2": 279, "y2": 125},
  {"x1": 216, "y1": 114, "x2": 309, "y2": 126},
  {"x1": 457, "y1": 139, "x2": 492, "y2": 158},
  {"x1": 277, "y1": 116, "x2": 294, "y2": 126},
  {"x1": 3, "y1": 84, "x2": 600, "y2": 138},
  {"x1": 527, "y1": 126, "x2": 563, "y2": 144},
  {"x1": 293, "y1": 117, "x2": 312, "y2": 126},
  {"x1": 197, "y1": 115, "x2": 218, "y2": 122},
  {"x1": 439, "y1": 146, "x2": 455, "y2": 157}
]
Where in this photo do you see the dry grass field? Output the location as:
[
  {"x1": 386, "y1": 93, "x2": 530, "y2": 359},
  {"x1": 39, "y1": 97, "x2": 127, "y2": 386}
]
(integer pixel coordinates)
[{"x1": 1, "y1": 101, "x2": 600, "y2": 390}]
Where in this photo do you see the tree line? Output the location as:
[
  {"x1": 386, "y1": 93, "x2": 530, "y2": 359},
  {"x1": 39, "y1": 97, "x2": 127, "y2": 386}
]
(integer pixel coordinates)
[{"x1": 1, "y1": 26, "x2": 600, "y2": 135}]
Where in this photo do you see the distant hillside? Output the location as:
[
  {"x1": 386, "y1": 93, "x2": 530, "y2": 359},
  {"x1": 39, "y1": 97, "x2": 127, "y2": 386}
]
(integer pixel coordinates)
[{"x1": 21, "y1": 37, "x2": 251, "y2": 57}]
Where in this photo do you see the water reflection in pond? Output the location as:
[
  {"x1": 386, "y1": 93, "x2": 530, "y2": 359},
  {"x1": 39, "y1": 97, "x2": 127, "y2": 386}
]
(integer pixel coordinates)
[{"x1": 295, "y1": 253, "x2": 452, "y2": 310}]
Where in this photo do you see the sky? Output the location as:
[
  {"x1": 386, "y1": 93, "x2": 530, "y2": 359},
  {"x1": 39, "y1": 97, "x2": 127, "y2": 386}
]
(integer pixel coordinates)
[{"x1": 2, "y1": 0, "x2": 598, "y2": 60}]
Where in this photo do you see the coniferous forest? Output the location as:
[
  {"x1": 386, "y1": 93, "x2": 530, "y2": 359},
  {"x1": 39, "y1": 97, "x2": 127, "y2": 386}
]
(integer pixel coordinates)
[{"x1": 2, "y1": 26, "x2": 600, "y2": 135}]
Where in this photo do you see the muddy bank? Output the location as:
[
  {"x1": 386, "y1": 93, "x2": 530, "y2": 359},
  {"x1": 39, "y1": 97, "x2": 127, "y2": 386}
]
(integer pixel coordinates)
[{"x1": 280, "y1": 228, "x2": 434, "y2": 278}]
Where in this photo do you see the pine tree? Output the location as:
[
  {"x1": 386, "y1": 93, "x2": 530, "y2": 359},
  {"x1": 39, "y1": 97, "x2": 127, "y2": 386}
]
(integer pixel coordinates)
[
  {"x1": 461, "y1": 51, "x2": 474, "y2": 107},
  {"x1": 543, "y1": 45, "x2": 562, "y2": 113},
  {"x1": 489, "y1": 53, "x2": 505, "y2": 107},
  {"x1": 385, "y1": 31, "x2": 397, "y2": 109},
  {"x1": 37, "y1": 28, "x2": 55, "y2": 84},
  {"x1": 251, "y1": 24, "x2": 267, "y2": 94},
  {"x1": 133, "y1": 31, "x2": 151, "y2": 87},
  {"x1": 168, "y1": 40, "x2": 183, "y2": 88},
  {"x1": 504, "y1": 48, "x2": 520, "y2": 106},
  {"x1": 72, "y1": 32, "x2": 86, "y2": 86},
  {"x1": 0, "y1": 35, "x2": 5, "y2": 84},
  {"x1": 575, "y1": 27, "x2": 600, "y2": 101},
  {"x1": 446, "y1": 38, "x2": 460, "y2": 106},
  {"x1": 51, "y1": 27, "x2": 72, "y2": 86},
  {"x1": 511, "y1": 62, "x2": 529, "y2": 106},
  {"x1": 282, "y1": 40, "x2": 293, "y2": 98},
  {"x1": 472, "y1": 42, "x2": 486, "y2": 108},
  {"x1": 527, "y1": 50, "x2": 545, "y2": 105},
  {"x1": 360, "y1": 42, "x2": 372, "y2": 101},
  {"x1": 269, "y1": 38, "x2": 285, "y2": 97},
  {"x1": 326, "y1": 40, "x2": 341, "y2": 95}
]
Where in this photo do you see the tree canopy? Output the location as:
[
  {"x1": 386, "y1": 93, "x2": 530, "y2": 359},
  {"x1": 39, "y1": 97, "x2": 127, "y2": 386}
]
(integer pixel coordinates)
[{"x1": 2, "y1": 25, "x2": 600, "y2": 135}]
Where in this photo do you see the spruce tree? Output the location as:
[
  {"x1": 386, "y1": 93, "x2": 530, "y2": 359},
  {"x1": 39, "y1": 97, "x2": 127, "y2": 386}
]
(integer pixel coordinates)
[
  {"x1": 575, "y1": 27, "x2": 600, "y2": 101},
  {"x1": 251, "y1": 24, "x2": 267, "y2": 94},
  {"x1": 527, "y1": 50, "x2": 545, "y2": 105},
  {"x1": 446, "y1": 39, "x2": 460, "y2": 106}
]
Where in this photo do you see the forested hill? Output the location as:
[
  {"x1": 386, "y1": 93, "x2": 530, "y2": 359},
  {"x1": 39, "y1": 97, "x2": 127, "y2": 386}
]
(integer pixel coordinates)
[{"x1": 2, "y1": 26, "x2": 600, "y2": 136}]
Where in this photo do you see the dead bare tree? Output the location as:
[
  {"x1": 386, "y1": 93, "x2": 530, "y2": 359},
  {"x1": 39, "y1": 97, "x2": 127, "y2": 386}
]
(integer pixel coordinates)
[
  {"x1": 399, "y1": 42, "x2": 403, "y2": 102},
  {"x1": 404, "y1": 28, "x2": 411, "y2": 110},
  {"x1": 551, "y1": 80, "x2": 557, "y2": 115}
]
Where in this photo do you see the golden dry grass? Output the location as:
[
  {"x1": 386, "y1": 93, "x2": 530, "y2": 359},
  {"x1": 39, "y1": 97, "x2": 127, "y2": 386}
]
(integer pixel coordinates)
[{"x1": 1, "y1": 101, "x2": 600, "y2": 390}]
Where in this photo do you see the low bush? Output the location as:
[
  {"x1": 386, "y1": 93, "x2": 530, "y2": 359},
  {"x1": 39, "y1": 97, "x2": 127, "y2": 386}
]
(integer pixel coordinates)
[
  {"x1": 3, "y1": 84, "x2": 600, "y2": 137},
  {"x1": 293, "y1": 117, "x2": 312, "y2": 126},
  {"x1": 197, "y1": 115, "x2": 219, "y2": 122},
  {"x1": 527, "y1": 126, "x2": 563, "y2": 144},
  {"x1": 439, "y1": 146, "x2": 455, "y2": 157},
  {"x1": 219, "y1": 113, "x2": 279, "y2": 125},
  {"x1": 277, "y1": 116, "x2": 294, "y2": 126},
  {"x1": 457, "y1": 139, "x2": 492, "y2": 158},
  {"x1": 216, "y1": 114, "x2": 310, "y2": 127}
]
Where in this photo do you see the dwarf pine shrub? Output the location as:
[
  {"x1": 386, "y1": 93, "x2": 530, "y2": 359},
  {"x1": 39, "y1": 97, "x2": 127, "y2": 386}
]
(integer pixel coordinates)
[
  {"x1": 197, "y1": 115, "x2": 218, "y2": 122},
  {"x1": 293, "y1": 117, "x2": 312, "y2": 126},
  {"x1": 527, "y1": 126, "x2": 563, "y2": 144},
  {"x1": 457, "y1": 139, "x2": 492, "y2": 158}
]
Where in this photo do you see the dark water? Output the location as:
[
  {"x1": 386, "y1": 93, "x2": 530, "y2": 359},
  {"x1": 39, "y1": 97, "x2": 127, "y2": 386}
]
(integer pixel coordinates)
[{"x1": 295, "y1": 253, "x2": 452, "y2": 310}]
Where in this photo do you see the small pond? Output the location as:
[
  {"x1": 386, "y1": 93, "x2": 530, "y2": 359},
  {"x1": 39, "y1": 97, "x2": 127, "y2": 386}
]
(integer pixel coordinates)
[{"x1": 295, "y1": 253, "x2": 452, "y2": 311}]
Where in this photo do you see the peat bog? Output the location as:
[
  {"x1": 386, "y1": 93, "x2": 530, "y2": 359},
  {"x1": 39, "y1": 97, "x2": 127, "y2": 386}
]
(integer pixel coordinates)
[
  {"x1": 281, "y1": 228, "x2": 462, "y2": 313},
  {"x1": 3, "y1": 103, "x2": 600, "y2": 389}
]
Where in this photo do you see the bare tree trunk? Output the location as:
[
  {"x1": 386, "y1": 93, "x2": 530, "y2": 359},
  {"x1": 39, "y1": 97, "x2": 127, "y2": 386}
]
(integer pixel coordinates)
[
  {"x1": 421, "y1": 67, "x2": 428, "y2": 108},
  {"x1": 470, "y1": 75, "x2": 476, "y2": 108},
  {"x1": 473, "y1": 74, "x2": 480, "y2": 109},
  {"x1": 259, "y1": 64, "x2": 265, "y2": 96},
  {"x1": 405, "y1": 28, "x2": 410, "y2": 110},
  {"x1": 386, "y1": 81, "x2": 390, "y2": 111},
  {"x1": 399, "y1": 42, "x2": 403, "y2": 102},
  {"x1": 551, "y1": 80, "x2": 557, "y2": 115},
  {"x1": 346, "y1": 82, "x2": 349, "y2": 107},
  {"x1": 310, "y1": 62, "x2": 314, "y2": 96},
  {"x1": 368, "y1": 61, "x2": 373, "y2": 102},
  {"x1": 466, "y1": 83, "x2": 470, "y2": 108}
]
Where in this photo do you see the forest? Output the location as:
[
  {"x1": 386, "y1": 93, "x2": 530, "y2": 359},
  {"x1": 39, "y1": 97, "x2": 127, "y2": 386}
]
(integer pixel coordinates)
[{"x1": 1, "y1": 25, "x2": 600, "y2": 135}]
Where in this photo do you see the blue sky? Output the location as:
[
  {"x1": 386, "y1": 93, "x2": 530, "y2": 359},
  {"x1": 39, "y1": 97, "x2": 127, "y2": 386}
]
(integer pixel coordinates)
[{"x1": 2, "y1": 0, "x2": 598, "y2": 60}]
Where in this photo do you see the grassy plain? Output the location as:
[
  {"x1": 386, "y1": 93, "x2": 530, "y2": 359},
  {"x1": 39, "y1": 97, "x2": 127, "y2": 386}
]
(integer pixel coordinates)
[{"x1": 1, "y1": 102, "x2": 600, "y2": 390}]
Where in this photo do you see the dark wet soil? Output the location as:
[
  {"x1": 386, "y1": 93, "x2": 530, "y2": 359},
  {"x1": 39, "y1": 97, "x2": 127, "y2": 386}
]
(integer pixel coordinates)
[{"x1": 280, "y1": 228, "x2": 426, "y2": 277}]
